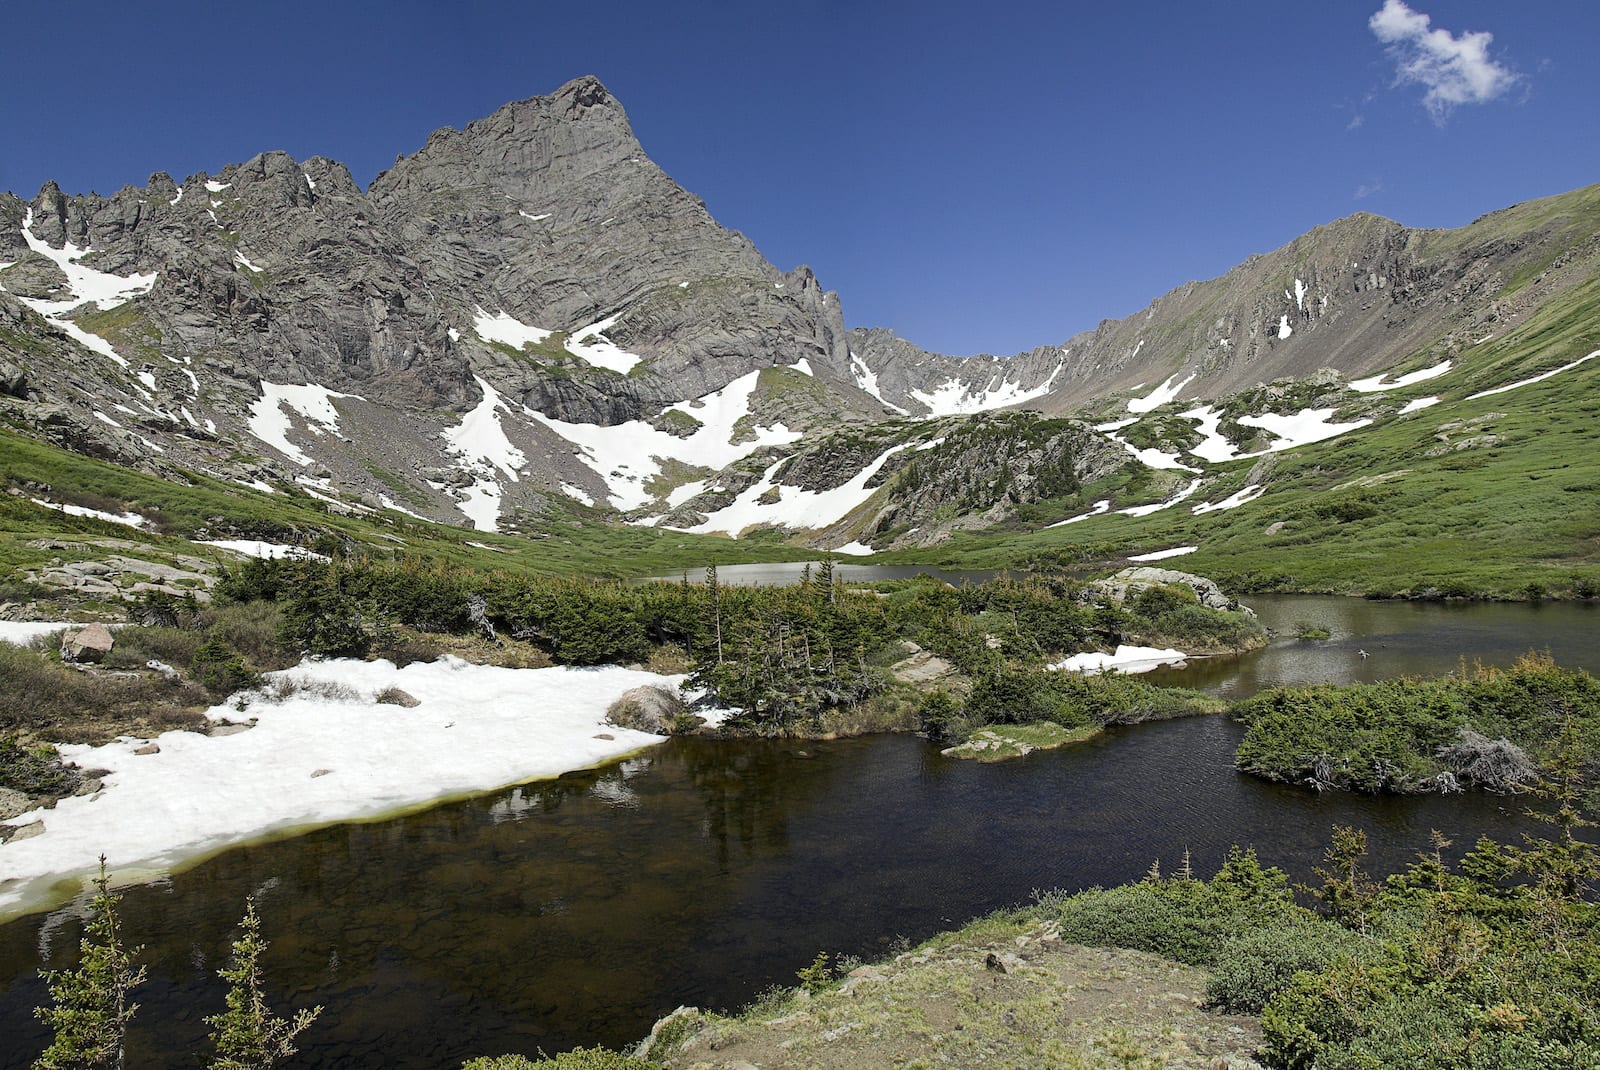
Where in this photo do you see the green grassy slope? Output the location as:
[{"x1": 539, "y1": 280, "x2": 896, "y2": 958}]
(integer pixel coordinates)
[
  {"x1": 877, "y1": 273, "x2": 1600, "y2": 599},
  {"x1": 0, "y1": 428, "x2": 812, "y2": 582}
]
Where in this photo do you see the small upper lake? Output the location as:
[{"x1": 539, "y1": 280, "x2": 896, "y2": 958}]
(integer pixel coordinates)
[
  {"x1": 1148, "y1": 593, "x2": 1600, "y2": 696},
  {"x1": 0, "y1": 594, "x2": 1593, "y2": 1069}
]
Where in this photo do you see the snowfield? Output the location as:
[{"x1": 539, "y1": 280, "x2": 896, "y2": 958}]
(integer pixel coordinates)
[
  {"x1": 533, "y1": 366, "x2": 805, "y2": 512},
  {"x1": 1466, "y1": 348, "x2": 1600, "y2": 400},
  {"x1": 908, "y1": 360, "x2": 1064, "y2": 416},
  {"x1": 1349, "y1": 361, "x2": 1452, "y2": 393},
  {"x1": 0, "y1": 656, "x2": 684, "y2": 920},
  {"x1": 683, "y1": 442, "x2": 913, "y2": 536},
  {"x1": 7, "y1": 208, "x2": 159, "y2": 370},
  {"x1": 441, "y1": 375, "x2": 528, "y2": 531},
  {"x1": 246, "y1": 381, "x2": 360, "y2": 467}
]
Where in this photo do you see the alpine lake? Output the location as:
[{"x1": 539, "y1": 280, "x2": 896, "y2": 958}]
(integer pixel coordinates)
[{"x1": 1, "y1": 589, "x2": 1595, "y2": 1068}]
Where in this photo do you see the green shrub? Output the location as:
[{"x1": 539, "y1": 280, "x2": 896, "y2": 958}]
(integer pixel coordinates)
[
  {"x1": 795, "y1": 951, "x2": 833, "y2": 994},
  {"x1": 1204, "y1": 918, "x2": 1365, "y2": 1014},
  {"x1": 0, "y1": 731, "x2": 68, "y2": 795},
  {"x1": 1047, "y1": 847, "x2": 1309, "y2": 969},
  {"x1": 192, "y1": 635, "x2": 260, "y2": 699}
]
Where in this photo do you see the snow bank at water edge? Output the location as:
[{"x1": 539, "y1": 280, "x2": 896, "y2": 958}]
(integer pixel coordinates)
[
  {"x1": 1050, "y1": 645, "x2": 1190, "y2": 675},
  {"x1": 0, "y1": 657, "x2": 683, "y2": 919}
]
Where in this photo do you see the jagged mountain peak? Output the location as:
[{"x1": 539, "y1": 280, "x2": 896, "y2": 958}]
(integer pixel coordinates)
[{"x1": 2, "y1": 76, "x2": 1596, "y2": 547}]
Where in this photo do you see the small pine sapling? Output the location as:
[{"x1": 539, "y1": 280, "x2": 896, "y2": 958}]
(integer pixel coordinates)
[
  {"x1": 205, "y1": 898, "x2": 321, "y2": 1070},
  {"x1": 32, "y1": 858, "x2": 145, "y2": 1070}
]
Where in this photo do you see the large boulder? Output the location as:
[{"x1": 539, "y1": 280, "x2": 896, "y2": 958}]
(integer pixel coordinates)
[
  {"x1": 0, "y1": 360, "x2": 26, "y2": 398},
  {"x1": 606, "y1": 684, "x2": 687, "y2": 735},
  {"x1": 62, "y1": 622, "x2": 115, "y2": 662}
]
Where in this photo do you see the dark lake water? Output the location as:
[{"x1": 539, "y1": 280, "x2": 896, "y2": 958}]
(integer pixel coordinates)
[{"x1": 0, "y1": 595, "x2": 1594, "y2": 1068}]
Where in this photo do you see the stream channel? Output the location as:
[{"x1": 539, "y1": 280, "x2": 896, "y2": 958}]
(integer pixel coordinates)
[{"x1": 1, "y1": 594, "x2": 1595, "y2": 1067}]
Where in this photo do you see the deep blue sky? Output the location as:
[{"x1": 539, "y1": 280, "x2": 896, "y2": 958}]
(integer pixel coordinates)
[{"x1": 5, "y1": 2, "x2": 1596, "y2": 355}]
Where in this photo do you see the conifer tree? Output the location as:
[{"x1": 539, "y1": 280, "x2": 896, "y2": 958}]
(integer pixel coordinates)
[
  {"x1": 205, "y1": 898, "x2": 321, "y2": 1070},
  {"x1": 33, "y1": 859, "x2": 145, "y2": 1070}
]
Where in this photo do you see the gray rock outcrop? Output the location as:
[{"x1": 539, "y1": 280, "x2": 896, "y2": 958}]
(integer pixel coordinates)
[
  {"x1": 1093, "y1": 568, "x2": 1252, "y2": 614},
  {"x1": 606, "y1": 684, "x2": 687, "y2": 734}
]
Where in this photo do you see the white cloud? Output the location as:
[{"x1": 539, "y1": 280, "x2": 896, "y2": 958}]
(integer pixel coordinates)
[
  {"x1": 1354, "y1": 179, "x2": 1384, "y2": 199},
  {"x1": 1369, "y1": 0, "x2": 1517, "y2": 121}
]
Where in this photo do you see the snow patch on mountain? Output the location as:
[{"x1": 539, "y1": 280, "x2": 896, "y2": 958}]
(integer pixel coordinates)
[
  {"x1": 1128, "y1": 546, "x2": 1199, "y2": 562},
  {"x1": 1399, "y1": 396, "x2": 1441, "y2": 414},
  {"x1": 1179, "y1": 406, "x2": 1241, "y2": 463},
  {"x1": 1238, "y1": 408, "x2": 1371, "y2": 452},
  {"x1": 16, "y1": 210, "x2": 158, "y2": 311},
  {"x1": 1277, "y1": 315, "x2": 1293, "y2": 340},
  {"x1": 678, "y1": 442, "x2": 913, "y2": 536},
  {"x1": 831, "y1": 541, "x2": 875, "y2": 556},
  {"x1": 1119, "y1": 479, "x2": 1203, "y2": 517},
  {"x1": 1349, "y1": 361, "x2": 1452, "y2": 393},
  {"x1": 4, "y1": 209, "x2": 160, "y2": 369},
  {"x1": 441, "y1": 376, "x2": 527, "y2": 531},
  {"x1": 247, "y1": 381, "x2": 360, "y2": 467},
  {"x1": 850, "y1": 352, "x2": 909, "y2": 415},
  {"x1": 1049, "y1": 499, "x2": 1111, "y2": 527},
  {"x1": 199, "y1": 539, "x2": 331, "y2": 562},
  {"x1": 30, "y1": 499, "x2": 151, "y2": 529},
  {"x1": 1192, "y1": 484, "x2": 1265, "y2": 514},
  {"x1": 472, "y1": 306, "x2": 552, "y2": 350},
  {"x1": 1126, "y1": 371, "x2": 1195, "y2": 414},
  {"x1": 1465, "y1": 349, "x2": 1600, "y2": 400},
  {"x1": 560, "y1": 482, "x2": 595, "y2": 506},
  {"x1": 908, "y1": 360, "x2": 1064, "y2": 416},
  {"x1": 567, "y1": 315, "x2": 643, "y2": 374},
  {"x1": 531, "y1": 367, "x2": 804, "y2": 511}
]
